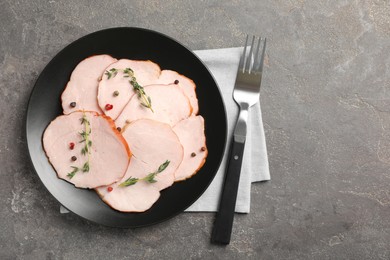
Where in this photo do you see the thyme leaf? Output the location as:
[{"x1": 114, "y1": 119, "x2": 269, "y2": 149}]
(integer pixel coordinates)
[
  {"x1": 67, "y1": 166, "x2": 79, "y2": 179},
  {"x1": 123, "y1": 68, "x2": 133, "y2": 74},
  {"x1": 119, "y1": 177, "x2": 139, "y2": 187},
  {"x1": 158, "y1": 160, "x2": 170, "y2": 173},
  {"x1": 82, "y1": 161, "x2": 90, "y2": 172},
  {"x1": 105, "y1": 68, "x2": 119, "y2": 79},
  {"x1": 80, "y1": 116, "x2": 89, "y2": 125},
  {"x1": 144, "y1": 172, "x2": 158, "y2": 183}
]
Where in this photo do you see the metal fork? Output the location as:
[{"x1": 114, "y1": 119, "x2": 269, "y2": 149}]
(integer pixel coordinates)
[{"x1": 211, "y1": 35, "x2": 267, "y2": 245}]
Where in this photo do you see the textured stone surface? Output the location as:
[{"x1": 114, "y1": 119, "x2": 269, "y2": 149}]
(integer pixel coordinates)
[{"x1": 1, "y1": 0, "x2": 390, "y2": 259}]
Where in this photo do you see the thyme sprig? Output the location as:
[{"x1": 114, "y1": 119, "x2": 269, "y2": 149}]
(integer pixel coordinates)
[
  {"x1": 106, "y1": 67, "x2": 154, "y2": 112},
  {"x1": 67, "y1": 112, "x2": 92, "y2": 179},
  {"x1": 125, "y1": 68, "x2": 153, "y2": 112},
  {"x1": 79, "y1": 113, "x2": 92, "y2": 158},
  {"x1": 119, "y1": 160, "x2": 170, "y2": 187}
]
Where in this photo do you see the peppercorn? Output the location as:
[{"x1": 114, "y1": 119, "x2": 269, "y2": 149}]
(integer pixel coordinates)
[
  {"x1": 174, "y1": 80, "x2": 179, "y2": 84},
  {"x1": 105, "y1": 104, "x2": 113, "y2": 111},
  {"x1": 70, "y1": 102, "x2": 76, "y2": 108},
  {"x1": 107, "y1": 187, "x2": 113, "y2": 192},
  {"x1": 69, "y1": 142, "x2": 75, "y2": 150},
  {"x1": 117, "y1": 127, "x2": 122, "y2": 132},
  {"x1": 201, "y1": 147, "x2": 206, "y2": 151},
  {"x1": 191, "y1": 152, "x2": 196, "y2": 157},
  {"x1": 71, "y1": 156, "x2": 77, "y2": 161},
  {"x1": 113, "y1": 90, "x2": 119, "y2": 97}
]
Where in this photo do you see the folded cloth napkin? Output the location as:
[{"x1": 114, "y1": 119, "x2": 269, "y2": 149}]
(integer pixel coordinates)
[
  {"x1": 185, "y1": 47, "x2": 270, "y2": 213},
  {"x1": 60, "y1": 47, "x2": 270, "y2": 215}
]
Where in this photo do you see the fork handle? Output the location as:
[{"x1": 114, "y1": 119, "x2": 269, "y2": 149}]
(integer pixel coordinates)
[{"x1": 211, "y1": 137, "x2": 246, "y2": 244}]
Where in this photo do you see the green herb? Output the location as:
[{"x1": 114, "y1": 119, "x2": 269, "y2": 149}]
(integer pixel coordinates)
[
  {"x1": 79, "y1": 113, "x2": 92, "y2": 159},
  {"x1": 118, "y1": 177, "x2": 139, "y2": 187},
  {"x1": 105, "y1": 68, "x2": 119, "y2": 79},
  {"x1": 157, "y1": 160, "x2": 170, "y2": 172},
  {"x1": 123, "y1": 67, "x2": 133, "y2": 75},
  {"x1": 143, "y1": 172, "x2": 158, "y2": 183},
  {"x1": 67, "y1": 162, "x2": 90, "y2": 179},
  {"x1": 67, "y1": 166, "x2": 79, "y2": 179},
  {"x1": 68, "y1": 112, "x2": 92, "y2": 179},
  {"x1": 82, "y1": 161, "x2": 90, "y2": 172},
  {"x1": 130, "y1": 78, "x2": 154, "y2": 112},
  {"x1": 105, "y1": 67, "x2": 154, "y2": 112},
  {"x1": 123, "y1": 67, "x2": 154, "y2": 112},
  {"x1": 80, "y1": 115, "x2": 89, "y2": 125},
  {"x1": 119, "y1": 160, "x2": 170, "y2": 187}
]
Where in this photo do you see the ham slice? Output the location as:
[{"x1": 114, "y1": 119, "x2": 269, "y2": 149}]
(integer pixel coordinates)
[
  {"x1": 97, "y1": 59, "x2": 161, "y2": 120},
  {"x1": 43, "y1": 111, "x2": 131, "y2": 189},
  {"x1": 96, "y1": 157, "x2": 161, "y2": 212},
  {"x1": 61, "y1": 55, "x2": 117, "y2": 114},
  {"x1": 96, "y1": 119, "x2": 183, "y2": 212},
  {"x1": 173, "y1": 116, "x2": 208, "y2": 181},
  {"x1": 115, "y1": 84, "x2": 192, "y2": 129},
  {"x1": 152, "y1": 70, "x2": 199, "y2": 115}
]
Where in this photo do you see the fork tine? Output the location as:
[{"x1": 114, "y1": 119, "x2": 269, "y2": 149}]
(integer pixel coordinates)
[
  {"x1": 247, "y1": 35, "x2": 255, "y2": 72},
  {"x1": 239, "y1": 35, "x2": 249, "y2": 72},
  {"x1": 254, "y1": 37, "x2": 267, "y2": 72},
  {"x1": 258, "y1": 38, "x2": 267, "y2": 72},
  {"x1": 253, "y1": 36, "x2": 261, "y2": 70}
]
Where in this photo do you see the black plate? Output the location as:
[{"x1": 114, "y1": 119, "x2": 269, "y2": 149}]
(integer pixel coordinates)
[{"x1": 26, "y1": 27, "x2": 227, "y2": 228}]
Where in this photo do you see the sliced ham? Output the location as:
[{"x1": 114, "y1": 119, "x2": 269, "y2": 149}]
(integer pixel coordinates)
[
  {"x1": 61, "y1": 55, "x2": 117, "y2": 114},
  {"x1": 152, "y1": 70, "x2": 199, "y2": 115},
  {"x1": 115, "y1": 84, "x2": 192, "y2": 129},
  {"x1": 173, "y1": 116, "x2": 208, "y2": 181},
  {"x1": 97, "y1": 59, "x2": 161, "y2": 120},
  {"x1": 43, "y1": 111, "x2": 131, "y2": 189},
  {"x1": 96, "y1": 119, "x2": 183, "y2": 212},
  {"x1": 96, "y1": 157, "x2": 161, "y2": 212}
]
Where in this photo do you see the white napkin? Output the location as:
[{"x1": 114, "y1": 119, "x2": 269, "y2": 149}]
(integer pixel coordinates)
[{"x1": 185, "y1": 47, "x2": 270, "y2": 213}]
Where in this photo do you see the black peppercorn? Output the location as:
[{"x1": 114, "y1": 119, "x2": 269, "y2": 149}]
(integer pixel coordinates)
[
  {"x1": 174, "y1": 80, "x2": 179, "y2": 84},
  {"x1": 117, "y1": 127, "x2": 122, "y2": 132},
  {"x1": 191, "y1": 152, "x2": 196, "y2": 157},
  {"x1": 71, "y1": 156, "x2": 77, "y2": 161},
  {"x1": 70, "y1": 102, "x2": 76, "y2": 108}
]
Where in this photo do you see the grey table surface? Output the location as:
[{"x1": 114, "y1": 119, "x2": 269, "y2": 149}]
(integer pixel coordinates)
[{"x1": 1, "y1": 0, "x2": 390, "y2": 259}]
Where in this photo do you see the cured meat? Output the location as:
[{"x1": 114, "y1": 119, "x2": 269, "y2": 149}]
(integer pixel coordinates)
[
  {"x1": 96, "y1": 157, "x2": 161, "y2": 212},
  {"x1": 97, "y1": 59, "x2": 161, "y2": 120},
  {"x1": 173, "y1": 116, "x2": 207, "y2": 181},
  {"x1": 115, "y1": 84, "x2": 192, "y2": 129},
  {"x1": 43, "y1": 111, "x2": 131, "y2": 189},
  {"x1": 153, "y1": 70, "x2": 199, "y2": 115},
  {"x1": 96, "y1": 119, "x2": 183, "y2": 212},
  {"x1": 61, "y1": 55, "x2": 117, "y2": 114}
]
